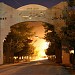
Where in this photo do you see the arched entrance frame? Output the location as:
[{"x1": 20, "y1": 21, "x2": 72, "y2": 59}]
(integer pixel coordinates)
[{"x1": 0, "y1": 2, "x2": 67, "y2": 64}]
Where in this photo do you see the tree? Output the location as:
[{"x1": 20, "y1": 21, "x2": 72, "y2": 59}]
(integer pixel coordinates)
[
  {"x1": 68, "y1": 0, "x2": 75, "y2": 7},
  {"x1": 10, "y1": 22, "x2": 34, "y2": 53},
  {"x1": 3, "y1": 22, "x2": 35, "y2": 63},
  {"x1": 3, "y1": 32, "x2": 16, "y2": 63},
  {"x1": 45, "y1": 43, "x2": 55, "y2": 55},
  {"x1": 62, "y1": 10, "x2": 75, "y2": 64},
  {"x1": 43, "y1": 23, "x2": 62, "y2": 63}
]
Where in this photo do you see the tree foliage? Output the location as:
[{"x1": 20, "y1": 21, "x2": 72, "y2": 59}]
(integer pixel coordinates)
[
  {"x1": 45, "y1": 43, "x2": 55, "y2": 55},
  {"x1": 43, "y1": 23, "x2": 61, "y2": 56},
  {"x1": 62, "y1": 10, "x2": 75, "y2": 48},
  {"x1": 68, "y1": 0, "x2": 75, "y2": 7},
  {"x1": 4, "y1": 22, "x2": 35, "y2": 57}
]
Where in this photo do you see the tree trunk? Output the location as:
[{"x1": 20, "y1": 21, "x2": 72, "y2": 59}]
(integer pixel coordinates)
[
  {"x1": 55, "y1": 48, "x2": 62, "y2": 63},
  {"x1": 10, "y1": 51, "x2": 14, "y2": 63},
  {"x1": 55, "y1": 42, "x2": 62, "y2": 63},
  {"x1": 5, "y1": 50, "x2": 10, "y2": 63}
]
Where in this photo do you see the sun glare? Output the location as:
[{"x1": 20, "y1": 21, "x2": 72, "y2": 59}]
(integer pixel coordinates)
[{"x1": 33, "y1": 38, "x2": 49, "y2": 60}]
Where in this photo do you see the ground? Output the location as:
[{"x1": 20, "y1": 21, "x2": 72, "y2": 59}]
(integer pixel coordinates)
[{"x1": 0, "y1": 59, "x2": 73, "y2": 75}]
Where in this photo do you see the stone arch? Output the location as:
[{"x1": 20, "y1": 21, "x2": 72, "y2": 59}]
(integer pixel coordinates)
[
  {"x1": 0, "y1": 4, "x2": 50, "y2": 64},
  {"x1": 0, "y1": 2, "x2": 68, "y2": 64}
]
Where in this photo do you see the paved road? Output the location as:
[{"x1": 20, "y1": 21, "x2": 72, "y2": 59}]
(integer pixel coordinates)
[{"x1": 0, "y1": 59, "x2": 72, "y2": 75}]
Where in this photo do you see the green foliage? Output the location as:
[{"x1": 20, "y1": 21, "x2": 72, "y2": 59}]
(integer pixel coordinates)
[
  {"x1": 11, "y1": 22, "x2": 34, "y2": 39},
  {"x1": 62, "y1": 10, "x2": 75, "y2": 48},
  {"x1": 4, "y1": 22, "x2": 35, "y2": 56},
  {"x1": 68, "y1": 0, "x2": 75, "y2": 7},
  {"x1": 43, "y1": 23, "x2": 61, "y2": 56},
  {"x1": 23, "y1": 44, "x2": 35, "y2": 56},
  {"x1": 62, "y1": 25, "x2": 75, "y2": 47},
  {"x1": 43, "y1": 23, "x2": 55, "y2": 41},
  {"x1": 43, "y1": 23, "x2": 54, "y2": 33},
  {"x1": 45, "y1": 43, "x2": 55, "y2": 55}
]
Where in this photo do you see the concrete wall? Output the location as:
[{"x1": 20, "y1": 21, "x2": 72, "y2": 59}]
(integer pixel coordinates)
[
  {"x1": 0, "y1": 3, "x2": 16, "y2": 64},
  {"x1": 49, "y1": 2, "x2": 68, "y2": 35},
  {"x1": 62, "y1": 50, "x2": 71, "y2": 65}
]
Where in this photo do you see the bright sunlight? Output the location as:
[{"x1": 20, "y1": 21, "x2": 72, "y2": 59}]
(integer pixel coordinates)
[{"x1": 33, "y1": 38, "x2": 49, "y2": 60}]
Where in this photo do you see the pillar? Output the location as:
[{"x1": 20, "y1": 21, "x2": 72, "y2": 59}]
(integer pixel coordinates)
[{"x1": 0, "y1": 34, "x2": 3, "y2": 64}]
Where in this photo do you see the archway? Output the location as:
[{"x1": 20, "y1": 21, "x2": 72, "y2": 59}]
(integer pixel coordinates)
[
  {"x1": 0, "y1": 4, "x2": 50, "y2": 64},
  {"x1": 3, "y1": 21, "x2": 50, "y2": 63},
  {"x1": 0, "y1": 2, "x2": 67, "y2": 64},
  {"x1": 3, "y1": 21, "x2": 62, "y2": 64}
]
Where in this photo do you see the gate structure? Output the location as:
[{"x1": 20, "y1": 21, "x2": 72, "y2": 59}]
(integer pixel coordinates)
[{"x1": 0, "y1": 2, "x2": 67, "y2": 64}]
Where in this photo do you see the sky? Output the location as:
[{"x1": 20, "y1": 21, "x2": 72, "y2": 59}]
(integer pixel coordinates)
[{"x1": 0, "y1": 0, "x2": 65, "y2": 8}]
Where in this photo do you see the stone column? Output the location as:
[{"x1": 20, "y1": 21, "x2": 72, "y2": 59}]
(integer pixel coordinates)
[{"x1": 0, "y1": 39, "x2": 3, "y2": 64}]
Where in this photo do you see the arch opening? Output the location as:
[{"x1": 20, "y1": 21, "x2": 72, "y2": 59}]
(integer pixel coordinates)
[
  {"x1": 3, "y1": 21, "x2": 51, "y2": 63},
  {"x1": 2, "y1": 4, "x2": 51, "y2": 64}
]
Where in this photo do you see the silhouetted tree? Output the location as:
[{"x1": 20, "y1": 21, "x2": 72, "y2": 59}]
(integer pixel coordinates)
[
  {"x1": 3, "y1": 22, "x2": 35, "y2": 63},
  {"x1": 62, "y1": 9, "x2": 75, "y2": 64},
  {"x1": 43, "y1": 23, "x2": 62, "y2": 63}
]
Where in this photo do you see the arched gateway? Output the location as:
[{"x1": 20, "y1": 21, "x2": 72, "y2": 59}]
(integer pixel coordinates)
[{"x1": 0, "y1": 2, "x2": 67, "y2": 64}]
